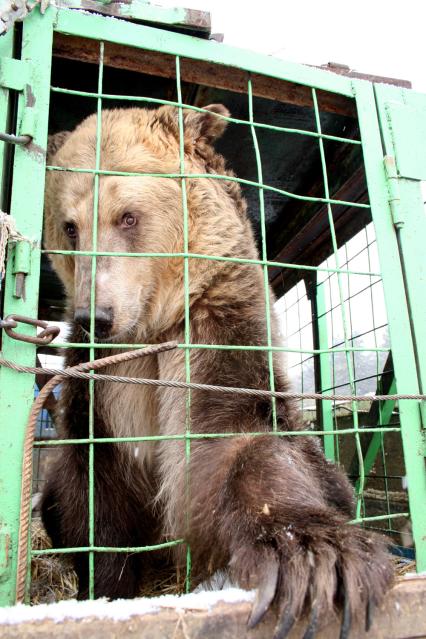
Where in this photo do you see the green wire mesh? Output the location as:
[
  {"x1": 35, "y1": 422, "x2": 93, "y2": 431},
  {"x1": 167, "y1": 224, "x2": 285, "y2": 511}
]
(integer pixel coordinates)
[{"x1": 29, "y1": 39, "x2": 413, "y2": 601}]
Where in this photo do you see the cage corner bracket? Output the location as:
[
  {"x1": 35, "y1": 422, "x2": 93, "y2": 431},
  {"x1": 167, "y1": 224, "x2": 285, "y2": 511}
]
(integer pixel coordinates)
[{"x1": 0, "y1": 57, "x2": 32, "y2": 92}]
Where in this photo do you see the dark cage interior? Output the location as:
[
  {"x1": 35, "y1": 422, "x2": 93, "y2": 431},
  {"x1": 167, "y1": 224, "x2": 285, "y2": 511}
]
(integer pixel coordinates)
[{"x1": 28, "y1": 32, "x2": 411, "y2": 604}]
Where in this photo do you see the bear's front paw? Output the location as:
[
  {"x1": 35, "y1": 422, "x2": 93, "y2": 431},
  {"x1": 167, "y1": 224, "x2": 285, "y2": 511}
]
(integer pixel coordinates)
[{"x1": 229, "y1": 523, "x2": 393, "y2": 639}]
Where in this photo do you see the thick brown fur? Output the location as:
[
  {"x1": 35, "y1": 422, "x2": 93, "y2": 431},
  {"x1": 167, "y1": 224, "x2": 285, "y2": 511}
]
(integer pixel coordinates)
[{"x1": 42, "y1": 105, "x2": 393, "y2": 632}]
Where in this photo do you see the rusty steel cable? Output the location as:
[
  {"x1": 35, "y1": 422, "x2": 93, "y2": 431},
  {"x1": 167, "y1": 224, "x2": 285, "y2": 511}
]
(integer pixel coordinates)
[{"x1": 1, "y1": 356, "x2": 426, "y2": 403}]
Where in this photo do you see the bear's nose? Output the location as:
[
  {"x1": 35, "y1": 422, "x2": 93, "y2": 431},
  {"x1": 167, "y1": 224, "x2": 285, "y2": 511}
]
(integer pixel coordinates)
[{"x1": 74, "y1": 306, "x2": 114, "y2": 339}]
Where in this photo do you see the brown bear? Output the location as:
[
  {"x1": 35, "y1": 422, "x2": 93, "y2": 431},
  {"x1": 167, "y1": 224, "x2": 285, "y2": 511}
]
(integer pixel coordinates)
[{"x1": 42, "y1": 105, "x2": 393, "y2": 638}]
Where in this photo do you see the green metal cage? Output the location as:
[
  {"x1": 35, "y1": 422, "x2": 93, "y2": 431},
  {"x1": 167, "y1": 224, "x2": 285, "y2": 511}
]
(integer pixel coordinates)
[{"x1": 0, "y1": 3, "x2": 425, "y2": 607}]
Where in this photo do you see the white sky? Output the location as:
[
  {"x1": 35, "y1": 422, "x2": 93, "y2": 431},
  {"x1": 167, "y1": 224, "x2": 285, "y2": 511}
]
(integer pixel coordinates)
[{"x1": 160, "y1": 0, "x2": 426, "y2": 93}]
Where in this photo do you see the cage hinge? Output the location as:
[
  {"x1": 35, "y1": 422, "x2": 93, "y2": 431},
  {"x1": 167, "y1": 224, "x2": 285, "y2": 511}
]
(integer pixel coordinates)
[
  {"x1": 0, "y1": 58, "x2": 31, "y2": 92},
  {"x1": 12, "y1": 239, "x2": 31, "y2": 300},
  {"x1": 383, "y1": 155, "x2": 403, "y2": 229},
  {"x1": 0, "y1": 524, "x2": 11, "y2": 583}
]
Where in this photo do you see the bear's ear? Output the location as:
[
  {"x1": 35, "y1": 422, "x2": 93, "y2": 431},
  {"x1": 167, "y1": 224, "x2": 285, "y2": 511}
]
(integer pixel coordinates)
[
  {"x1": 183, "y1": 104, "x2": 229, "y2": 144},
  {"x1": 47, "y1": 130, "x2": 71, "y2": 162}
]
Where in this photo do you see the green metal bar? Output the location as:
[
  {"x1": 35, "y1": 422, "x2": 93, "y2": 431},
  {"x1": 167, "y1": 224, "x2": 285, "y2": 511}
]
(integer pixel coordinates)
[
  {"x1": 315, "y1": 278, "x2": 335, "y2": 460},
  {"x1": 86, "y1": 40, "x2": 104, "y2": 600},
  {"x1": 53, "y1": 8, "x2": 354, "y2": 97},
  {"x1": 325, "y1": 261, "x2": 340, "y2": 463},
  {"x1": 350, "y1": 512, "x2": 409, "y2": 525},
  {"x1": 248, "y1": 77, "x2": 277, "y2": 430},
  {"x1": 49, "y1": 86, "x2": 362, "y2": 146},
  {"x1": 32, "y1": 539, "x2": 184, "y2": 555},
  {"x1": 32, "y1": 427, "x2": 402, "y2": 447},
  {"x1": 0, "y1": 11, "x2": 54, "y2": 606},
  {"x1": 45, "y1": 341, "x2": 390, "y2": 354},
  {"x1": 29, "y1": 511, "x2": 410, "y2": 556},
  {"x1": 296, "y1": 287, "x2": 305, "y2": 414},
  {"x1": 354, "y1": 78, "x2": 426, "y2": 571},
  {"x1": 312, "y1": 88, "x2": 364, "y2": 516},
  {"x1": 41, "y1": 249, "x2": 380, "y2": 278},
  {"x1": 45, "y1": 166, "x2": 371, "y2": 210},
  {"x1": 175, "y1": 55, "x2": 192, "y2": 593}
]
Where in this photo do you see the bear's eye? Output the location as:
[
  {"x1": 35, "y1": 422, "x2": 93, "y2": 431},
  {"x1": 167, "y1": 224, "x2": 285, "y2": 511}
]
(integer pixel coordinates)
[
  {"x1": 64, "y1": 222, "x2": 77, "y2": 240},
  {"x1": 121, "y1": 212, "x2": 137, "y2": 228}
]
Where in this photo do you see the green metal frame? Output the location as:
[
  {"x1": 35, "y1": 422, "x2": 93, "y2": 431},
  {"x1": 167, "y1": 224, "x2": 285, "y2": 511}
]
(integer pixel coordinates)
[
  {"x1": 0, "y1": 13, "x2": 53, "y2": 603},
  {"x1": 0, "y1": 4, "x2": 424, "y2": 606},
  {"x1": 51, "y1": 0, "x2": 211, "y2": 34},
  {"x1": 355, "y1": 79, "x2": 426, "y2": 567}
]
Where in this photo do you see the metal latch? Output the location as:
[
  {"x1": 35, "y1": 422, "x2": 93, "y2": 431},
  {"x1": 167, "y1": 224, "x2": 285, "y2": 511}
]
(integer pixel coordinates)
[
  {"x1": 0, "y1": 59, "x2": 35, "y2": 145},
  {"x1": 0, "y1": 213, "x2": 33, "y2": 297},
  {"x1": 12, "y1": 239, "x2": 31, "y2": 299}
]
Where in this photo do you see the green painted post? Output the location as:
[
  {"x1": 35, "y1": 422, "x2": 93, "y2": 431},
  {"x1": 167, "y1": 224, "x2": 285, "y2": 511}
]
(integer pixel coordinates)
[
  {"x1": 354, "y1": 79, "x2": 426, "y2": 571},
  {"x1": 0, "y1": 9, "x2": 54, "y2": 605},
  {"x1": 305, "y1": 273, "x2": 335, "y2": 461},
  {"x1": 374, "y1": 84, "x2": 426, "y2": 420},
  {"x1": 315, "y1": 279, "x2": 335, "y2": 461}
]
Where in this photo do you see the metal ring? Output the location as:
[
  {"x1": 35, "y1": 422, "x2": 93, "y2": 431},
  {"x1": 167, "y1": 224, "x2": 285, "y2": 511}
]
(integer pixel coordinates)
[{"x1": 1, "y1": 314, "x2": 60, "y2": 345}]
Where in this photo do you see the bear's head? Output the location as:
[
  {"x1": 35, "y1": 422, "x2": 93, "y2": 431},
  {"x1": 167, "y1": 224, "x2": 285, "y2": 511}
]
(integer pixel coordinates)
[{"x1": 44, "y1": 104, "x2": 253, "y2": 341}]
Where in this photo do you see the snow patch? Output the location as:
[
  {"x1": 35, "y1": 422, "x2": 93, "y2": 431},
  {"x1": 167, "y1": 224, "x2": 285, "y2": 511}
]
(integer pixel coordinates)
[{"x1": 0, "y1": 588, "x2": 255, "y2": 625}]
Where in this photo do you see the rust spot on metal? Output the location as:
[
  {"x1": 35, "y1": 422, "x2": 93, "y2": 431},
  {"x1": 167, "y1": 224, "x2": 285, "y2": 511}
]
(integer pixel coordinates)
[
  {"x1": 80, "y1": 0, "x2": 122, "y2": 16},
  {"x1": 183, "y1": 8, "x2": 210, "y2": 29},
  {"x1": 25, "y1": 84, "x2": 35, "y2": 107},
  {"x1": 25, "y1": 141, "x2": 46, "y2": 161},
  {"x1": 0, "y1": 527, "x2": 11, "y2": 579}
]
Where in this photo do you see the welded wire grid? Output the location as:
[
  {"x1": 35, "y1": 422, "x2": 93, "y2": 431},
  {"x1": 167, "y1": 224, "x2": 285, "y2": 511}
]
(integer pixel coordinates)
[
  {"x1": 277, "y1": 223, "x2": 409, "y2": 537},
  {"x1": 31, "y1": 42, "x2": 411, "y2": 600}
]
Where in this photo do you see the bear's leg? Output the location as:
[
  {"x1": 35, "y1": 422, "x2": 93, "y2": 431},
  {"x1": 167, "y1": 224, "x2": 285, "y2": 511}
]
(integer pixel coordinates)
[
  {"x1": 42, "y1": 444, "x2": 158, "y2": 599},
  {"x1": 164, "y1": 435, "x2": 393, "y2": 637}
]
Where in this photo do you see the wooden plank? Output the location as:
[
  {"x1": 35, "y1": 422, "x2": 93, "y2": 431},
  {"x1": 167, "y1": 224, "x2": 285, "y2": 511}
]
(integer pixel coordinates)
[
  {"x1": 52, "y1": 33, "x2": 357, "y2": 117},
  {"x1": 0, "y1": 576, "x2": 425, "y2": 638}
]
